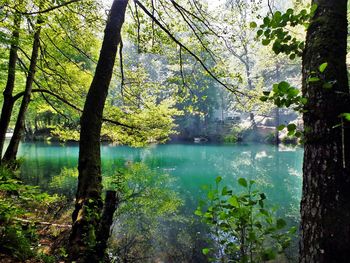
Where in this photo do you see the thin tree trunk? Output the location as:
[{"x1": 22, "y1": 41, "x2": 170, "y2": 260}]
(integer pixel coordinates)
[
  {"x1": 249, "y1": 112, "x2": 257, "y2": 131},
  {"x1": 68, "y1": 1, "x2": 128, "y2": 261},
  {"x1": 274, "y1": 65, "x2": 281, "y2": 145},
  {"x1": 245, "y1": 57, "x2": 258, "y2": 132},
  {"x1": 0, "y1": 13, "x2": 21, "y2": 160},
  {"x1": 300, "y1": 0, "x2": 350, "y2": 262},
  {"x1": 95, "y1": 191, "x2": 119, "y2": 260},
  {"x1": 2, "y1": 17, "x2": 42, "y2": 163},
  {"x1": 274, "y1": 107, "x2": 279, "y2": 145}
]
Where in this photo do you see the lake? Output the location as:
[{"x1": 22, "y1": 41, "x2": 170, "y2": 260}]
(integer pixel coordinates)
[{"x1": 16, "y1": 142, "x2": 303, "y2": 261}]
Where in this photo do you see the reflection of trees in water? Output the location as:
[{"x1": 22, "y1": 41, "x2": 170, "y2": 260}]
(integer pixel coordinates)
[
  {"x1": 110, "y1": 211, "x2": 210, "y2": 262},
  {"x1": 18, "y1": 143, "x2": 302, "y2": 261},
  {"x1": 103, "y1": 162, "x2": 209, "y2": 262},
  {"x1": 44, "y1": 161, "x2": 207, "y2": 262},
  {"x1": 49, "y1": 167, "x2": 78, "y2": 199},
  {"x1": 206, "y1": 145, "x2": 302, "y2": 222}
]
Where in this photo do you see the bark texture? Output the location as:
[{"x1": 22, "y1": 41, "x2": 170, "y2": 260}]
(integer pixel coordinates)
[
  {"x1": 0, "y1": 13, "x2": 21, "y2": 160},
  {"x1": 2, "y1": 18, "x2": 41, "y2": 163},
  {"x1": 68, "y1": 1, "x2": 128, "y2": 261},
  {"x1": 300, "y1": 0, "x2": 350, "y2": 262}
]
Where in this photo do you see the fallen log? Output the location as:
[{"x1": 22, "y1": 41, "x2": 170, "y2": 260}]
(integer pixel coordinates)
[{"x1": 13, "y1": 217, "x2": 71, "y2": 228}]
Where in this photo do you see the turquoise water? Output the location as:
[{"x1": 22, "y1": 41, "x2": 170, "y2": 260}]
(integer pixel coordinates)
[
  {"x1": 18, "y1": 142, "x2": 302, "y2": 206},
  {"x1": 16, "y1": 142, "x2": 303, "y2": 260}
]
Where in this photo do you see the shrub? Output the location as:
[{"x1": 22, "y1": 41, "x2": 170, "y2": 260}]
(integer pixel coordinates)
[
  {"x1": 0, "y1": 166, "x2": 62, "y2": 260},
  {"x1": 195, "y1": 177, "x2": 296, "y2": 262},
  {"x1": 223, "y1": 126, "x2": 243, "y2": 143}
]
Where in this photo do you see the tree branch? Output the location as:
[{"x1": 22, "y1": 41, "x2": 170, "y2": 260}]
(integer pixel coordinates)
[
  {"x1": 14, "y1": 0, "x2": 81, "y2": 15},
  {"x1": 170, "y1": 0, "x2": 217, "y2": 62},
  {"x1": 135, "y1": 0, "x2": 246, "y2": 96},
  {"x1": 15, "y1": 58, "x2": 134, "y2": 130},
  {"x1": 179, "y1": 46, "x2": 194, "y2": 95}
]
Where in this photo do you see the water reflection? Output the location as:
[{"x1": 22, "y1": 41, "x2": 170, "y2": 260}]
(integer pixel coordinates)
[
  {"x1": 19, "y1": 142, "x2": 302, "y2": 214},
  {"x1": 17, "y1": 142, "x2": 303, "y2": 261}
]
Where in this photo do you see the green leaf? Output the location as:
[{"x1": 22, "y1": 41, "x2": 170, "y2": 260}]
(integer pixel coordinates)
[
  {"x1": 215, "y1": 176, "x2": 222, "y2": 184},
  {"x1": 278, "y1": 81, "x2": 290, "y2": 92},
  {"x1": 272, "y1": 83, "x2": 279, "y2": 93},
  {"x1": 262, "y1": 39, "x2": 271, "y2": 46},
  {"x1": 273, "y1": 11, "x2": 282, "y2": 20},
  {"x1": 260, "y1": 96, "x2": 268, "y2": 102},
  {"x1": 260, "y1": 193, "x2": 266, "y2": 200},
  {"x1": 277, "y1": 124, "x2": 286, "y2": 131},
  {"x1": 287, "y1": 88, "x2": 299, "y2": 97},
  {"x1": 289, "y1": 226, "x2": 297, "y2": 234},
  {"x1": 250, "y1": 22, "x2": 257, "y2": 28},
  {"x1": 308, "y1": 77, "x2": 320, "y2": 82},
  {"x1": 310, "y1": 3, "x2": 318, "y2": 15},
  {"x1": 228, "y1": 196, "x2": 239, "y2": 207},
  {"x1": 319, "y1": 62, "x2": 328, "y2": 73},
  {"x1": 202, "y1": 248, "x2": 210, "y2": 255},
  {"x1": 248, "y1": 231, "x2": 257, "y2": 242},
  {"x1": 260, "y1": 208, "x2": 269, "y2": 216},
  {"x1": 286, "y1": 8, "x2": 293, "y2": 15},
  {"x1": 340, "y1": 113, "x2": 350, "y2": 121},
  {"x1": 238, "y1": 178, "x2": 248, "y2": 188},
  {"x1": 207, "y1": 191, "x2": 215, "y2": 201},
  {"x1": 300, "y1": 97, "x2": 308, "y2": 105},
  {"x1": 287, "y1": 123, "x2": 297, "y2": 131},
  {"x1": 295, "y1": 131, "x2": 303, "y2": 138},
  {"x1": 287, "y1": 130, "x2": 296, "y2": 136},
  {"x1": 263, "y1": 17, "x2": 270, "y2": 26},
  {"x1": 322, "y1": 82, "x2": 333, "y2": 89},
  {"x1": 194, "y1": 209, "x2": 202, "y2": 216}
]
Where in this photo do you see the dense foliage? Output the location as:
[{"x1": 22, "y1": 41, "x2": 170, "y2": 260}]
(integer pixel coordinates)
[
  {"x1": 196, "y1": 177, "x2": 296, "y2": 262},
  {"x1": 0, "y1": 0, "x2": 347, "y2": 261}
]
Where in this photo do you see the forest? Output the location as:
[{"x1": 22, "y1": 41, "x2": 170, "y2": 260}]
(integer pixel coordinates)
[{"x1": 0, "y1": 0, "x2": 349, "y2": 262}]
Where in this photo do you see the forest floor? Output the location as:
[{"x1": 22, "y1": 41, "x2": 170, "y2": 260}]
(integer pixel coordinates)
[{"x1": 0, "y1": 167, "x2": 73, "y2": 262}]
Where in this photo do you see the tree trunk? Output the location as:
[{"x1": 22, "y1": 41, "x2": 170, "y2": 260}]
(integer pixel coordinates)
[
  {"x1": 2, "y1": 17, "x2": 42, "y2": 164},
  {"x1": 0, "y1": 13, "x2": 21, "y2": 160},
  {"x1": 299, "y1": 0, "x2": 350, "y2": 262},
  {"x1": 249, "y1": 112, "x2": 257, "y2": 131},
  {"x1": 95, "y1": 191, "x2": 119, "y2": 260},
  {"x1": 274, "y1": 64, "x2": 281, "y2": 145},
  {"x1": 68, "y1": 1, "x2": 128, "y2": 261},
  {"x1": 274, "y1": 107, "x2": 279, "y2": 145},
  {"x1": 245, "y1": 55, "x2": 258, "y2": 133}
]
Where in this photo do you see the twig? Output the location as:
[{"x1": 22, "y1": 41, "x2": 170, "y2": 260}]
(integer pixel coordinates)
[
  {"x1": 6, "y1": 0, "x2": 80, "y2": 15},
  {"x1": 135, "y1": 0, "x2": 246, "y2": 96}
]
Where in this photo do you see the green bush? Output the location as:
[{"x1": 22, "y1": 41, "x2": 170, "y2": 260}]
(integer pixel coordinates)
[
  {"x1": 223, "y1": 134, "x2": 238, "y2": 143},
  {"x1": 0, "y1": 166, "x2": 62, "y2": 260},
  {"x1": 49, "y1": 167, "x2": 78, "y2": 199},
  {"x1": 0, "y1": 226, "x2": 34, "y2": 260},
  {"x1": 195, "y1": 177, "x2": 296, "y2": 262},
  {"x1": 223, "y1": 126, "x2": 243, "y2": 143}
]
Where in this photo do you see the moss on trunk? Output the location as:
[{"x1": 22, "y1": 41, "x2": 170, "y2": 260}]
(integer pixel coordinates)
[
  {"x1": 68, "y1": 1, "x2": 128, "y2": 262},
  {"x1": 300, "y1": 0, "x2": 350, "y2": 262}
]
